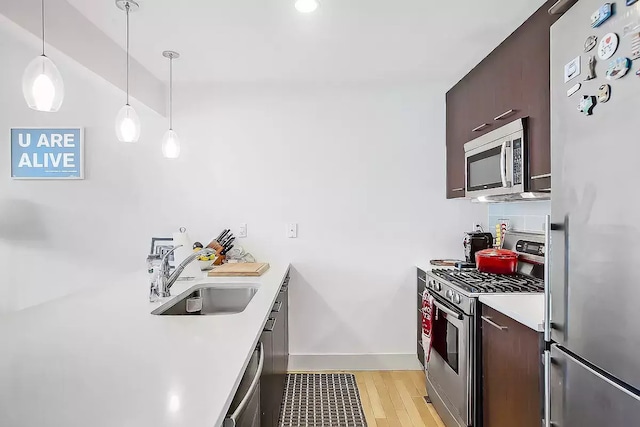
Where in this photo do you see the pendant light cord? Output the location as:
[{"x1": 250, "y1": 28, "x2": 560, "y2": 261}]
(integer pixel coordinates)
[
  {"x1": 125, "y1": 2, "x2": 130, "y2": 105},
  {"x1": 41, "y1": 0, "x2": 45, "y2": 55},
  {"x1": 169, "y1": 56, "x2": 173, "y2": 130}
]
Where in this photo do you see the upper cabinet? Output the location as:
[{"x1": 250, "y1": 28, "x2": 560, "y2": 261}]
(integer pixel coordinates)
[{"x1": 446, "y1": 0, "x2": 558, "y2": 199}]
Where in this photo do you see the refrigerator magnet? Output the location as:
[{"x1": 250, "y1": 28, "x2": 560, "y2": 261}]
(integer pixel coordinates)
[
  {"x1": 585, "y1": 35, "x2": 598, "y2": 52},
  {"x1": 591, "y1": 3, "x2": 613, "y2": 28},
  {"x1": 578, "y1": 95, "x2": 597, "y2": 116},
  {"x1": 564, "y1": 56, "x2": 581, "y2": 82},
  {"x1": 598, "y1": 33, "x2": 619, "y2": 60},
  {"x1": 598, "y1": 84, "x2": 611, "y2": 103},
  {"x1": 605, "y1": 57, "x2": 631, "y2": 80},
  {"x1": 567, "y1": 83, "x2": 582, "y2": 97},
  {"x1": 585, "y1": 56, "x2": 597, "y2": 80},
  {"x1": 631, "y1": 33, "x2": 640, "y2": 60}
]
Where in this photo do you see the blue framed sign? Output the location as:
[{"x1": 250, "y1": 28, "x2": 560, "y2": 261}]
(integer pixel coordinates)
[{"x1": 11, "y1": 128, "x2": 84, "y2": 179}]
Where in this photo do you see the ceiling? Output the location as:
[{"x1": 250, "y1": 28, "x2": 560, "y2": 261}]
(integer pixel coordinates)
[{"x1": 65, "y1": 0, "x2": 547, "y2": 86}]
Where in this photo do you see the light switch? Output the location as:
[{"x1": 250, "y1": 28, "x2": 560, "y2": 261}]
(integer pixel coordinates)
[
  {"x1": 287, "y1": 223, "x2": 297, "y2": 238},
  {"x1": 238, "y1": 223, "x2": 247, "y2": 238}
]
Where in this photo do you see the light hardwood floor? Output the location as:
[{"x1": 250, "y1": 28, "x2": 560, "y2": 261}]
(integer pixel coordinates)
[
  {"x1": 296, "y1": 371, "x2": 441, "y2": 427},
  {"x1": 291, "y1": 370, "x2": 444, "y2": 426}
]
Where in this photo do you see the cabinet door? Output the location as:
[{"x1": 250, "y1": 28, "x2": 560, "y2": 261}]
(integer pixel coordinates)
[
  {"x1": 481, "y1": 305, "x2": 541, "y2": 427},
  {"x1": 446, "y1": 82, "x2": 468, "y2": 199},
  {"x1": 465, "y1": 62, "x2": 498, "y2": 141},
  {"x1": 280, "y1": 276, "x2": 290, "y2": 373},
  {"x1": 520, "y1": 3, "x2": 558, "y2": 192},
  {"x1": 491, "y1": 35, "x2": 524, "y2": 125}
]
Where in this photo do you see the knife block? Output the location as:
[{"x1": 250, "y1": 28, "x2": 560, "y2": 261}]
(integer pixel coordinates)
[{"x1": 206, "y1": 240, "x2": 227, "y2": 265}]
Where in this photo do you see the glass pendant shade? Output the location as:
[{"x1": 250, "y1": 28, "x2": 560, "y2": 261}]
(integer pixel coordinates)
[
  {"x1": 115, "y1": 104, "x2": 141, "y2": 142},
  {"x1": 162, "y1": 129, "x2": 181, "y2": 159},
  {"x1": 295, "y1": 0, "x2": 319, "y2": 13},
  {"x1": 22, "y1": 55, "x2": 64, "y2": 112}
]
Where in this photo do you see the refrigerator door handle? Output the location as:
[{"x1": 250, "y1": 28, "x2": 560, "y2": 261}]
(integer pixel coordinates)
[
  {"x1": 544, "y1": 215, "x2": 551, "y2": 342},
  {"x1": 544, "y1": 350, "x2": 551, "y2": 427}
]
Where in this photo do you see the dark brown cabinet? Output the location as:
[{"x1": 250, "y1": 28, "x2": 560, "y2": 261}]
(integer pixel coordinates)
[
  {"x1": 445, "y1": 0, "x2": 558, "y2": 198},
  {"x1": 261, "y1": 271, "x2": 290, "y2": 427},
  {"x1": 481, "y1": 305, "x2": 541, "y2": 427}
]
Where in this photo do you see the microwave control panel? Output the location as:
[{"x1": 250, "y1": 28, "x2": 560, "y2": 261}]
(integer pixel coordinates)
[{"x1": 513, "y1": 138, "x2": 523, "y2": 185}]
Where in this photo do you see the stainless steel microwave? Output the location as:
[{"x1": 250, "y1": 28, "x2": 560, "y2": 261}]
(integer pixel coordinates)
[{"x1": 464, "y1": 118, "x2": 526, "y2": 199}]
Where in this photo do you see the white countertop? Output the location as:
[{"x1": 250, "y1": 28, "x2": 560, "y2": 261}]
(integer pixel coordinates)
[
  {"x1": 0, "y1": 263, "x2": 290, "y2": 427},
  {"x1": 479, "y1": 294, "x2": 544, "y2": 332}
]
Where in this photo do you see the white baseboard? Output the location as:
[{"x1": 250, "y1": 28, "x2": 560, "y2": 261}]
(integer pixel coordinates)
[{"x1": 288, "y1": 353, "x2": 422, "y2": 371}]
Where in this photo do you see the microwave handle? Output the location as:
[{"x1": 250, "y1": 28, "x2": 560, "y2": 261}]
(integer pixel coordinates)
[{"x1": 500, "y1": 141, "x2": 508, "y2": 187}]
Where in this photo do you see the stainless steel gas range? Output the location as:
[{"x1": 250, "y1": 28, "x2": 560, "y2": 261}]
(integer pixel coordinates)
[{"x1": 425, "y1": 231, "x2": 545, "y2": 427}]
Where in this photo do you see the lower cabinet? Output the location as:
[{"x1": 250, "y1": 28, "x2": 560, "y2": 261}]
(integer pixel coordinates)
[
  {"x1": 481, "y1": 305, "x2": 541, "y2": 427},
  {"x1": 260, "y1": 271, "x2": 290, "y2": 427}
]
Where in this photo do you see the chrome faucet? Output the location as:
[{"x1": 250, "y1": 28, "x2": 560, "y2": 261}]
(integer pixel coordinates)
[{"x1": 157, "y1": 245, "x2": 214, "y2": 297}]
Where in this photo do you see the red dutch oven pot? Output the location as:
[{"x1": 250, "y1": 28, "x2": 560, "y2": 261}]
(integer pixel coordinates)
[{"x1": 475, "y1": 249, "x2": 519, "y2": 275}]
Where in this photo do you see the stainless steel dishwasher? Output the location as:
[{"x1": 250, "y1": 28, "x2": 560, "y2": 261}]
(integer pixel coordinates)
[{"x1": 224, "y1": 343, "x2": 264, "y2": 427}]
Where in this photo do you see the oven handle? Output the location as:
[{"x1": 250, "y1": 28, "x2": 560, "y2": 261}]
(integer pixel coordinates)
[
  {"x1": 430, "y1": 301, "x2": 463, "y2": 320},
  {"x1": 500, "y1": 140, "x2": 508, "y2": 188}
]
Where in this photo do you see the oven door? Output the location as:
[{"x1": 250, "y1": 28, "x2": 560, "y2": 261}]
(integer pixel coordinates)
[{"x1": 426, "y1": 292, "x2": 472, "y2": 426}]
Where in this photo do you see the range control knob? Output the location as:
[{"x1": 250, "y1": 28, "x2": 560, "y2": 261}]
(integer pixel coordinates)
[
  {"x1": 445, "y1": 289, "x2": 453, "y2": 300},
  {"x1": 434, "y1": 282, "x2": 442, "y2": 292},
  {"x1": 454, "y1": 293, "x2": 462, "y2": 304},
  {"x1": 427, "y1": 281, "x2": 433, "y2": 290}
]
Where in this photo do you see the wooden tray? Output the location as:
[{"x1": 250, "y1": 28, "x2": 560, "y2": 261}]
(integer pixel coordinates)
[{"x1": 207, "y1": 262, "x2": 270, "y2": 277}]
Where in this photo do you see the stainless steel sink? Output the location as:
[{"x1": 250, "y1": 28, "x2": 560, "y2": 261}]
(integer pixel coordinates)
[{"x1": 152, "y1": 284, "x2": 258, "y2": 315}]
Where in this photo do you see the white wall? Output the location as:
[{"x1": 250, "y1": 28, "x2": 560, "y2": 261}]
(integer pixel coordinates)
[
  {"x1": 0, "y1": 20, "x2": 172, "y2": 314},
  {"x1": 171, "y1": 82, "x2": 487, "y2": 367},
  {"x1": 1, "y1": 20, "x2": 487, "y2": 368}
]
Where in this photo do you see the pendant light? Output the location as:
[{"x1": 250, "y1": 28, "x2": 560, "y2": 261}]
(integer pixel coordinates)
[
  {"x1": 22, "y1": 0, "x2": 64, "y2": 112},
  {"x1": 295, "y1": 0, "x2": 319, "y2": 13},
  {"x1": 161, "y1": 51, "x2": 181, "y2": 159},
  {"x1": 115, "y1": 0, "x2": 141, "y2": 143}
]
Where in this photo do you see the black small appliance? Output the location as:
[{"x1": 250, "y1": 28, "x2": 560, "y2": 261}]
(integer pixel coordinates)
[{"x1": 463, "y1": 231, "x2": 493, "y2": 265}]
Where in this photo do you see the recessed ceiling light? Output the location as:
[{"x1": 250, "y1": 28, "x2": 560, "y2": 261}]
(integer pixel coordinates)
[{"x1": 295, "y1": 0, "x2": 319, "y2": 13}]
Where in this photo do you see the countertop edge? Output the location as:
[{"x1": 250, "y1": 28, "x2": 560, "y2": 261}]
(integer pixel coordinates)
[{"x1": 479, "y1": 294, "x2": 544, "y2": 332}]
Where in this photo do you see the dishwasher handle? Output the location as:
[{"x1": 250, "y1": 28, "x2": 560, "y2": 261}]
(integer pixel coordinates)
[{"x1": 225, "y1": 342, "x2": 264, "y2": 427}]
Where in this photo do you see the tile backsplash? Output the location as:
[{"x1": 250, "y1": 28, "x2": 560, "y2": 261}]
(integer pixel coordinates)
[{"x1": 487, "y1": 201, "x2": 550, "y2": 234}]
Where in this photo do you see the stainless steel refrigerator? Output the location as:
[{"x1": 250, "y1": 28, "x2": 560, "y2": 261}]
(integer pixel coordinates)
[{"x1": 547, "y1": 0, "x2": 640, "y2": 425}]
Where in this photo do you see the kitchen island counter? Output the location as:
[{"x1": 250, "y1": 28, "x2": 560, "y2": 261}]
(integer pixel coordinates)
[{"x1": 0, "y1": 263, "x2": 291, "y2": 427}]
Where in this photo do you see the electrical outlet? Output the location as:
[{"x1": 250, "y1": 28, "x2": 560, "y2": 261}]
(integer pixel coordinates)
[
  {"x1": 238, "y1": 223, "x2": 247, "y2": 238},
  {"x1": 287, "y1": 223, "x2": 298, "y2": 238},
  {"x1": 473, "y1": 222, "x2": 483, "y2": 232}
]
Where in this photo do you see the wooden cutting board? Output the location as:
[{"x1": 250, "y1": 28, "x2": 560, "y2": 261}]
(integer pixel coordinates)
[{"x1": 207, "y1": 262, "x2": 270, "y2": 277}]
